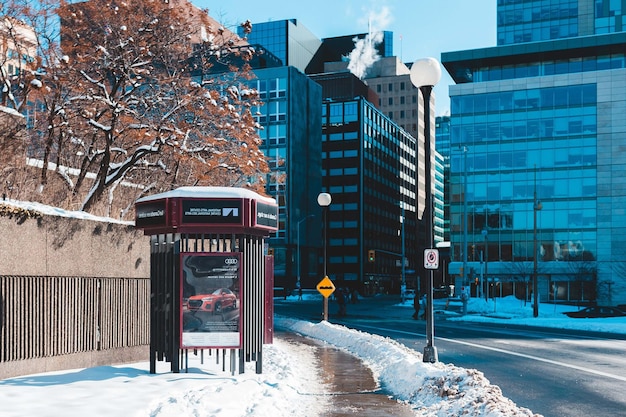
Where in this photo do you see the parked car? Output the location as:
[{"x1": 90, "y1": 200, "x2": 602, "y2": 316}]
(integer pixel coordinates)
[
  {"x1": 564, "y1": 306, "x2": 626, "y2": 318},
  {"x1": 187, "y1": 288, "x2": 237, "y2": 314}
]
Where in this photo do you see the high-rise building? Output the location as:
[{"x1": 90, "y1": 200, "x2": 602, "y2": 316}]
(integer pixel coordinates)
[
  {"x1": 442, "y1": 0, "x2": 626, "y2": 306},
  {"x1": 311, "y1": 71, "x2": 421, "y2": 292},
  {"x1": 248, "y1": 66, "x2": 323, "y2": 288},
  {"x1": 436, "y1": 116, "x2": 452, "y2": 242},
  {"x1": 240, "y1": 18, "x2": 443, "y2": 292},
  {"x1": 239, "y1": 19, "x2": 322, "y2": 73}
]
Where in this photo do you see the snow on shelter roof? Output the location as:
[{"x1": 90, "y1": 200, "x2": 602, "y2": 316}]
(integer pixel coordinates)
[{"x1": 136, "y1": 186, "x2": 276, "y2": 205}]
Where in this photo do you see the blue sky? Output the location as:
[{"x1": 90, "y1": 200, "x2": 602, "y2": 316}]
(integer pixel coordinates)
[{"x1": 194, "y1": 0, "x2": 497, "y2": 115}]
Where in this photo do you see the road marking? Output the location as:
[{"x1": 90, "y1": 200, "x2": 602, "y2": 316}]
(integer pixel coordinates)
[{"x1": 353, "y1": 324, "x2": 626, "y2": 382}]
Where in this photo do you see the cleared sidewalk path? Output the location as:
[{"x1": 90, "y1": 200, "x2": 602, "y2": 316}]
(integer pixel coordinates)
[{"x1": 280, "y1": 332, "x2": 415, "y2": 417}]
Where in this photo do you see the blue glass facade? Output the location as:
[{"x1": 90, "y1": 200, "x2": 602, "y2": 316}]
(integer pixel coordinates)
[
  {"x1": 239, "y1": 19, "x2": 321, "y2": 73},
  {"x1": 497, "y1": 0, "x2": 626, "y2": 45},
  {"x1": 450, "y1": 85, "x2": 597, "y2": 262},
  {"x1": 497, "y1": 0, "x2": 580, "y2": 45},
  {"x1": 443, "y1": 1, "x2": 626, "y2": 305}
]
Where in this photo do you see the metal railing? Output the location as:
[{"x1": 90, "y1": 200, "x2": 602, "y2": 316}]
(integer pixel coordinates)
[{"x1": 0, "y1": 275, "x2": 150, "y2": 364}]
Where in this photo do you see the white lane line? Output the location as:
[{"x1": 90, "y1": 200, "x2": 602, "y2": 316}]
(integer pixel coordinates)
[{"x1": 353, "y1": 324, "x2": 626, "y2": 382}]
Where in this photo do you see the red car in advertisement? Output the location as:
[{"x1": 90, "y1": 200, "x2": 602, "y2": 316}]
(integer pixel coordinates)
[{"x1": 187, "y1": 288, "x2": 237, "y2": 314}]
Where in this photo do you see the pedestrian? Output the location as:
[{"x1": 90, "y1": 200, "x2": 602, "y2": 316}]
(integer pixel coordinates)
[
  {"x1": 351, "y1": 288, "x2": 359, "y2": 304},
  {"x1": 336, "y1": 288, "x2": 347, "y2": 317},
  {"x1": 420, "y1": 294, "x2": 427, "y2": 319},
  {"x1": 412, "y1": 293, "x2": 420, "y2": 319},
  {"x1": 298, "y1": 286, "x2": 303, "y2": 300}
]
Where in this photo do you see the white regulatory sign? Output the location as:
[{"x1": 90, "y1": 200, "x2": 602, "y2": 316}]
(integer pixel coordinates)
[{"x1": 424, "y1": 249, "x2": 439, "y2": 269}]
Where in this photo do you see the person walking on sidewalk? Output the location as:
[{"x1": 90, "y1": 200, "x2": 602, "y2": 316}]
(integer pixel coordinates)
[
  {"x1": 419, "y1": 294, "x2": 427, "y2": 319},
  {"x1": 336, "y1": 288, "x2": 347, "y2": 317},
  {"x1": 412, "y1": 293, "x2": 420, "y2": 319}
]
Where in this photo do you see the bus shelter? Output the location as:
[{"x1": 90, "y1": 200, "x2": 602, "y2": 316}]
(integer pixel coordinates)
[{"x1": 135, "y1": 187, "x2": 278, "y2": 374}]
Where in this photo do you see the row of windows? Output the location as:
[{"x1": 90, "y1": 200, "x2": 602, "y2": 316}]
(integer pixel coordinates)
[
  {"x1": 327, "y1": 131, "x2": 358, "y2": 141},
  {"x1": 380, "y1": 95, "x2": 413, "y2": 106},
  {"x1": 468, "y1": 176, "x2": 596, "y2": 200},
  {"x1": 498, "y1": 2, "x2": 577, "y2": 25},
  {"x1": 469, "y1": 54, "x2": 626, "y2": 82},
  {"x1": 375, "y1": 81, "x2": 408, "y2": 93},
  {"x1": 324, "y1": 101, "x2": 358, "y2": 124},
  {"x1": 452, "y1": 115, "x2": 596, "y2": 144},
  {"x1": 497, "y1": 0, "x2": 578, "y2": 44},
  {"x1": 454, "y1": 146, "x2": 596, "y2": 172},
  {"x1": 452, "y1": 85, "x2": 596, "y2": 114},
  {"x1": 498, "y1": 22, "x2": 578, "y2": 45},
  {"x1": 258, "y1": 124, "x2": 287, "y2": 146},
  {"x1": 451, "y1": 201, "x2": 596, "y2": 230},
  {"x1": 451, "y1": 239, "x2": 596, "y2": 262},
  {"x1": 248, "y1": 78, "x2": 287, "y2": 99}
]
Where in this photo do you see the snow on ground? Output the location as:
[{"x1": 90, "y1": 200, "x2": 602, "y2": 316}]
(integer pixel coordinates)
[
  {"x1": 2, "y1": 199, "x2": 624, "y2": 416},
  {"x1": 3, "y1": 294, "x2": 624, "y2": 417}
]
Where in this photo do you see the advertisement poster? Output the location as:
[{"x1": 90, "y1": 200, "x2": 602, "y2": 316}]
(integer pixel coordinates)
[{"x1": 180, "y1": 253, "x2": 242, "y2": 348}]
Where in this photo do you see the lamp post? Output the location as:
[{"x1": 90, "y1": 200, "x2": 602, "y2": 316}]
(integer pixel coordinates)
[
  {"x1": 461, "y1": 147, "x2": 468, "y2": 292},
  {"x1": 482, "y1": 227, "x2": 488, "y2": 300},
  {"x1": 297, "y1": 214, "x2": 315, "y2": 290},
  {"x1": 410, "y1": 57, "x2": 441, "y2": 363},
  {"x1": 533, "y1": 168, "x2": 542, "y2": 317},
  {"x1": 317, "y1": 192, "x2": 332, "y2": 321},
  {"x1": 400, "y1": 203, "x2": 406, "y2": 290}
]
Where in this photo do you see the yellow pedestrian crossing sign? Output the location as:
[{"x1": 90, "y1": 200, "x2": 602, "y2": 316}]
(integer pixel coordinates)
[{"x1": 316, "y1": 276, "x2": 335, "y2": 298}]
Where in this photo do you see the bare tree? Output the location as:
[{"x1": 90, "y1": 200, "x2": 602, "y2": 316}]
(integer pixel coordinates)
[
  {"x1": 1, "y1": 0, "x2": 269, "y2": 217},
  {"x1": 504, "y1": 261, "x2": 536, "y2": 304}
]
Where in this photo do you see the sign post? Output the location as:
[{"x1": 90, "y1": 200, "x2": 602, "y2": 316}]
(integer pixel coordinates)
[{"x1": 316, "y1": 276, "x2": 335, "y2": 321}]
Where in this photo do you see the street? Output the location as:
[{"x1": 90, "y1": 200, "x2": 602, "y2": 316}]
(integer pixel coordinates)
[{"x1": 275, "y1": 295, "x2": 626, "y2": 417}]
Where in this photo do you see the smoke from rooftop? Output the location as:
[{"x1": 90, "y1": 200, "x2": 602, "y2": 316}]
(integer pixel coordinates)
[{"x1": 346, "y1": 6, "x2": 392, "y2": 79}]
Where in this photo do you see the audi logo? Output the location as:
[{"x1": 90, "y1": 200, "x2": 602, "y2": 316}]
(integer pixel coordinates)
[{"x1": 224, "y1": 258, "x2": 238, "y2": 265}]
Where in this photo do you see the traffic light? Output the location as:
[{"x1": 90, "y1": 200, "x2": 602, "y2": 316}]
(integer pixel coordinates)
[{"x1": 368, "y1": 249, "x2": 375, "y2": 263}]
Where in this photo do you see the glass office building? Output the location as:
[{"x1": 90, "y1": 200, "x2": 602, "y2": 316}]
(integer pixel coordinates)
[
  {"x1": 246, "y1": 66, "x2": 324, "y2": 289},
  {"x1": 239, "y1": 19, "x2": 441, "y2": 292},
  {"x1": 238, "y1": 19, "x2": 321, "y2": 73},
  {"x1": 443, "y1": 0, "x2": 626, "y2": 306},
  {"x1": 317, "y1": 90, "x2": 421, "y2": 293}
]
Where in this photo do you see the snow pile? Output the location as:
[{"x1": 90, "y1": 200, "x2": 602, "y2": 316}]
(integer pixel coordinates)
[
  {"x1": 277, "y1": 317, "x2": 539, "y2": 417},
  {"x1": 136, "y1": 338, "x2": 328, "y2": 417}
]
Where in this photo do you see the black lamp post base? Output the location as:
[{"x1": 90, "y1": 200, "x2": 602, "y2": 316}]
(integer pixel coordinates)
[{"x1": 423, "y1": 346, "x2": 438, "y2": 363}]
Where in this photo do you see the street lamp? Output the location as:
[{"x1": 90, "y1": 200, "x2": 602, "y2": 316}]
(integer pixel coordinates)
[
  {"x1": 297, "y1": 214, "x2": 315, "y2": 289},
  {"x1": 317, "y1": 192, "x2": 332, "y2": 321},
  {"x1": 410, "y1": 57, "x2": 441, "y2": 363},
  {"x1": 400, "y1": 203, "x2": 406, "y2": 290},
  {"x1": 482, "y1": 227, "x2": 488, "y2": 300},
  {"x1": 533, "y1": 168, "x2": 542, "y2": 317}
]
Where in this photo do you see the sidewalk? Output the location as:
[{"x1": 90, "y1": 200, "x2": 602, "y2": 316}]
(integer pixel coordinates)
[
  {"x1": 276, "y1": 294, "x2": 426, "y2": 416},
  {"x1": 280, "y1": 332, "x2": 415, "y2": 417}
]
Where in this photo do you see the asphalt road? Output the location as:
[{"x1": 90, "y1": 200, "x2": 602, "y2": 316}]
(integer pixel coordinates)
[{"x1": 275, "y1": 295, "x2": 626, "y2": 417}]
